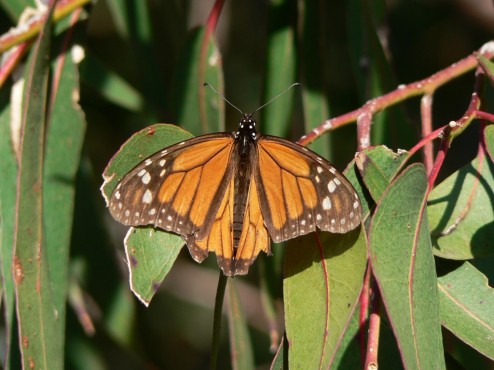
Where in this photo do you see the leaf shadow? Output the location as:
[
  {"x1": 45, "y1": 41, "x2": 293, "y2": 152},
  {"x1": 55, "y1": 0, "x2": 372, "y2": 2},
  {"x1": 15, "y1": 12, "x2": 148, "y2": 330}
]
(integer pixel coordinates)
[
  {"x1": 428, "y1": 158, "x2": 494, "y2": 258},
  {"x1": 284, "y1": 227, "x2": 362, "y2": 278}
]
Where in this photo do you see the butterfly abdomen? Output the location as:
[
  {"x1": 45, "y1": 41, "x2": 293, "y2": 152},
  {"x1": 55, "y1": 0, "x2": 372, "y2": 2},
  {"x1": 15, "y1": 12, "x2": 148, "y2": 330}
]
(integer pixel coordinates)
[{"x1": 232, "y1": 135, "x2": 256, "y2": 251}]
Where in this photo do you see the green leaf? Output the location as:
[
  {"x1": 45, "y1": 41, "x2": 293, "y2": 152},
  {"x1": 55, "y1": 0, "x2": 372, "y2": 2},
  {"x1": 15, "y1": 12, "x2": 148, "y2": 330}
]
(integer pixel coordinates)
[
  {"x1": 284, "y1": 226, "x2": 366, "y2": 369},
  {"x1": 125, "y1": 227, "x2": 183, "y2": 306},
  {"x1": 329, "y1": 311, "x2": 362, "y2": 369},
  {"x1": 101, "y1": 124, "x2": 193, "y2": 303},
  {"x1": 0, "y1": 80, "x2": 18, "y2": 369},
  {"x1": 101, "y1": 123, "x2": 193, "y2": 199},
  {"x1": 370, "y1": 164, "x2": 445, "y2": 369},
  {"x1": 428, "y1": 153, "x2": 494, "y2": 259},
  {"x1": 438, "y1": 262, "x2": 494, "y2": 360},
  {"x1": 484, "y1": 124, "x2": 494, "y2": 163},
  {"x1": 477, "y1": 55, "x2": 494, "y2": 89},
  {"x1": 172, "y1": 27, "x2": 224, "y2": 135},
  {"x1": 0, "y1": 0, "x2": 30, "y2": 20},
  {"x1": 13, "y1": 4, "x2": 63, "y2": 369},
  {"x1": 44, "y1": 21, "x2": 86, "y2": 323},
  {"x1": 261, "y1": 0, "x2": 296, "y2": 137},
  {"x1": 226, "y1": 280, "x2": 255, "y2": 370},
  {"x1": 356, "y1": 146, "x2": 409, "y2": 203},
  {"x1": 345, "y1": 158, "x2": 371, "y2": 220}
]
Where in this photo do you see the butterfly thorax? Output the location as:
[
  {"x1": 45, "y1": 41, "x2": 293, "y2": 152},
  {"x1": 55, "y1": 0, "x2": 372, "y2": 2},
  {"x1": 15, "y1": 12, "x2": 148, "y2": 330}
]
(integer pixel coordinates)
[
  {"x1": 235, "y1": 114, "x2": 258, "y2": 152},
  {"x1": 231, "y1": 114, "x2": 258, "y2": 252}
]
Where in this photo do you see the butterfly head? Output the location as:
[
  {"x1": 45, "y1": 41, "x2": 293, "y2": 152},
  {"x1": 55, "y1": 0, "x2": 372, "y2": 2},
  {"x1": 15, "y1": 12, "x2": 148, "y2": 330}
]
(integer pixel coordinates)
[{"x1": 235, "y1": 114, "x2": 258, "y2": 142}]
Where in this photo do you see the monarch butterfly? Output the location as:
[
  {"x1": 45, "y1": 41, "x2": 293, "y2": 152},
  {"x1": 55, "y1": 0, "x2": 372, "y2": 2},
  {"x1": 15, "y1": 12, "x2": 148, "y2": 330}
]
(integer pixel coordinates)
[{"x1": 106, "y1": 101, "x2": 361, "y2": 277}]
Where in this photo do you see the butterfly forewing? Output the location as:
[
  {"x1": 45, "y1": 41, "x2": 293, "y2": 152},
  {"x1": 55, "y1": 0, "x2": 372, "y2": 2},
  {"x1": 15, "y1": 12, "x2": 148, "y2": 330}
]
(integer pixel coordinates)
[
  {"x1": 107, "y1": 116, "x2": 362, "y2": 277},
  {"x1": 109, "y1": 134, "x2": 235, "y2": 250},
  {"x1": 256, "y1": 136, "x2": 361, "y2": 243}
]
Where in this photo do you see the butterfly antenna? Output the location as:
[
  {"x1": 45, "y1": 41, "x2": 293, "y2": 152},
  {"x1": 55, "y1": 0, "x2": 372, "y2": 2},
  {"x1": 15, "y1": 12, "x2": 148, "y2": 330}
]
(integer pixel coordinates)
[
  {"x1": 254, "y1": 82, "x2": 301, "y2": 114},
  {"x1": 203, "y1": 83, "x2": 244, "y2": 116}
]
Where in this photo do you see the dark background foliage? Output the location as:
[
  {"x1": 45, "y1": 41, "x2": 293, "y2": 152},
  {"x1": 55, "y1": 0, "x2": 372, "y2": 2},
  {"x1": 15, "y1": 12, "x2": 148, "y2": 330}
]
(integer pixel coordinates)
[{"x1": 1, "y1": 0, "x2": 493, "y2": 369}]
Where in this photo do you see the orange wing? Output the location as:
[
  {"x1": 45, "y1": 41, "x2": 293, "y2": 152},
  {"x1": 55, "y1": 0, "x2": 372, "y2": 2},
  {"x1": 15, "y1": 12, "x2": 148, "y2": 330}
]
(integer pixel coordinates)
[
  {"x1": 255, "y1": 136, "x2": 361, "y2": 243},
  {"x1": 108, "y1": 134, "x2": 235, "y2": 263},
  {"x1": 189, "y1": 173, "x2": 270, "y2": 276},
  {"x1": 232, "y1": 174, "x2": 270, "y2": 275}
]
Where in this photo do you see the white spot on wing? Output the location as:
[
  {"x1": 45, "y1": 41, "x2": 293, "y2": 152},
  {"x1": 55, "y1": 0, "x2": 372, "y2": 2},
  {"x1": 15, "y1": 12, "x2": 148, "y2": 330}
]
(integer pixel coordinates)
[
  {"x1": 142, "y1": 189, "x2": 153, "y2": 204},
  {"x1": 322, "y1": 197, "x2": 332, "y2": 210},
  {"x1": 328, "y1": 180, "x2": 337, "y2": 193},
  {"x1": 159, "y1": 159, "x2": 166, "y2": 167},
  {"x1": 142, "y1": 172, "x2": 151, "y2": 184},
  {"x1": 317, "y1": 166, "x2": 323, "y2": 173},
  {"x1": 353, "y1": 200, "x2": 359, "y2": 209}
]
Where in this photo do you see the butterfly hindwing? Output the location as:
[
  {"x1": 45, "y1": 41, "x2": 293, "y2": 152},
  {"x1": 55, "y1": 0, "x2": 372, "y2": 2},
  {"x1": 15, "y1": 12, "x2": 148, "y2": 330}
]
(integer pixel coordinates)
[
  {"x1": 232, "y1": 175, "x2": 271, "y2": 275},
  {"x1": 256, "y1": 136, "x2": 361, "y2": 243},
  {"x1": 109, "y1": 134, "x2": 235, "y2": 255},
  {"x1": 108, "y1": 114, "x2": 362, "y2": 277},
  {"x1": 188, "y1": 145, "x2": 271, "y2": 276}
]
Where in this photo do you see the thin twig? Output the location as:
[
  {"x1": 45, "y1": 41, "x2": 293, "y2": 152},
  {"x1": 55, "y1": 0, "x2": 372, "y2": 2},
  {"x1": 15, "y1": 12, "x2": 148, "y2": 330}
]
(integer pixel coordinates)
[
  {"x1": 420, "y1": 93, "x2": 434, "y2": 174},
  {"x1": 364, "y1": 280, "x2": 381, "y2": 370},
  {"x1": 210, "y1": 272, "x2": 228, "y2": 370},
  {"x1": 0, "y1": 0, "x2": 91, "y2": 54},
  {"x1": 0, "y1": 42, "x2": 30, "y2": 88},
  {"x1": 359, "y1": 264, "x2": 371, "y2": 364},
  {"x1": 298, "y1": 41, "x2": 494, "y2": 146}
]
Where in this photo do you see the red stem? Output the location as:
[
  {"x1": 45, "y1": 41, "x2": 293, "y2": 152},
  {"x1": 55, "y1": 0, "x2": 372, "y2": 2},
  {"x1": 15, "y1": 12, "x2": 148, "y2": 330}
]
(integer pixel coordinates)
[
  {"x1": 0, "y1": 0, "x2": 91, "y2": 54},
  {"x1": 0, "y1": 42, "x2": 30, "y2": 89},
  {"x1": 49, "y1": 8, "x2": 82, "y2": 114},
  {"x1": 420, "y1": 94, "x2": 434, "y2": 174},
  {"x1": 475, "y1": 110, "x2": 494, "y2": 123},
  {"x1": 205, "y1": 0, "x2": 225, "y2": 38},
  {"x1": 198, "y1": 0, "x2": 225, "y2": 132},
  {"x1": 359, "y1": 264, "x2": 371, "y2": 364},
  {"x1": 298, "y1": 44, "x2": 494, "y2": 146},
  {"x1": 364, "y1": 281, "x2": 381, "y2": 370}
]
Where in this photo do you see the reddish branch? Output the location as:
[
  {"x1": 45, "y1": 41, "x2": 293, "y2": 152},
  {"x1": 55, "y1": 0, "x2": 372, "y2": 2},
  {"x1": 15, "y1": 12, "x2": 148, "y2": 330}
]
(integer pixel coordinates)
[
  {"x1": 359, "y1": 265, "x2": 372, "y2": 363},
  {"x1": 0, "y1": 42, "x2": 30, "y2": 88},
  {"x1": 420, "y1": 94, "x2": 434, "y2": 174},
  {"x1": 309, "y1": 42, "x2": 494, "y2": 370},
  {"x1": 0, "y1": 0, "x2": 90, "y2": 89},
  {"x1": 0, "y1": 0, "x2": 90, "y2": 54},
  {"x1": 298, "y1": 41, "x2": 494, "y2": 147},
  {"x1": 364, "y1": 282, "x2": 380, "y2": 370}
]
